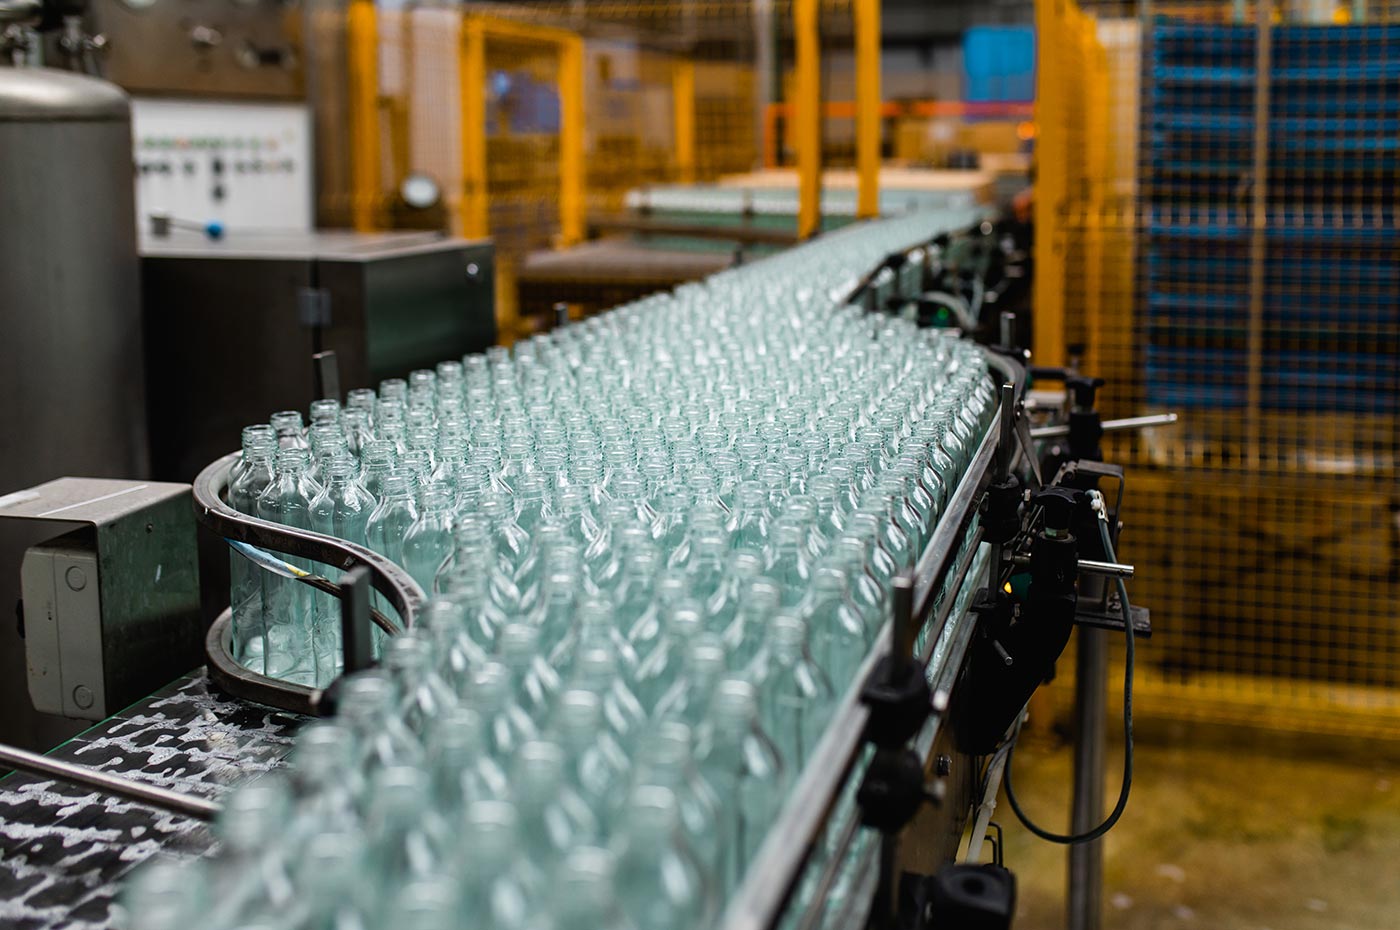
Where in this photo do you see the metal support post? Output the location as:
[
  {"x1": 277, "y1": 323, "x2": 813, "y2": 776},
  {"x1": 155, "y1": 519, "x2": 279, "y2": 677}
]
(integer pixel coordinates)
[
  {"x1": 347, "y1": 0, "x2": 380, "y2": 233},
  {"x1": 673, "y1": 60, "x2": 696, "y2": 184},
  {"x1": 794, "y1": 0, "x2": 821, "y2": 239},
  {"x1": 1067, "y1": 626, "x2": 1107, "y2": 930},
  {"x1": 854, "y1": 0, "x2": 880, "y2": 219},
  {"x1": 558, "y1": 34, "x2": 586, "y2": 246},
  {"x1": 459, "y1": 17, "x2": 488, "y2": 239}
]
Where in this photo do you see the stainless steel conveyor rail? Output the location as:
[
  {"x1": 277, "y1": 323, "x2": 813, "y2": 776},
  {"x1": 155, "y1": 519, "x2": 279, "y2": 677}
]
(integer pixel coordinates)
[{"x1": 720, "y1": 351, "x2": 1023, "y2": 930}]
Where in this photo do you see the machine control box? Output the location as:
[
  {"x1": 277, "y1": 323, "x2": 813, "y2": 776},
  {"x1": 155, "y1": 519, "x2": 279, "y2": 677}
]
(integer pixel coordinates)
[
  {"x1": 1, "y1": 479, "x2": 203, "y2": 722},
  {"x1": 132, "y1": 98, "x2": 312, "y2": 233}
]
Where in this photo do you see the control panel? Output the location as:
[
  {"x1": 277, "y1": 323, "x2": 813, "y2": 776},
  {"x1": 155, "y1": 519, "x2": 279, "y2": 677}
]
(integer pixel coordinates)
[{"x1": 132, "y1": 98, "x2": 313, "y2": 233}]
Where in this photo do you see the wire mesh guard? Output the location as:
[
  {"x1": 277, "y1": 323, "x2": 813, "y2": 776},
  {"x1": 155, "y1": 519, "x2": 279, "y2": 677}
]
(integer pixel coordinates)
[{"x1": 1037, "y1": 0, "x2": 1400, "y2": 739}]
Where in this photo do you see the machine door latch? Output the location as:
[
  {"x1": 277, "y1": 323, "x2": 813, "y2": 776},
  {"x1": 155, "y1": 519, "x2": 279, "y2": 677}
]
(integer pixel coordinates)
[{"x1": 297, "y1": 286, "x2": 332, "y2": 327}]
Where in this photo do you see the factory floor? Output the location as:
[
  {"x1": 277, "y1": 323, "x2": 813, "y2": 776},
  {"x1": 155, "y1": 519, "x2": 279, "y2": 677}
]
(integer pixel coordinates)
[{"x1": 998, "y1": 732, "x2": 1400, "y2": 930}]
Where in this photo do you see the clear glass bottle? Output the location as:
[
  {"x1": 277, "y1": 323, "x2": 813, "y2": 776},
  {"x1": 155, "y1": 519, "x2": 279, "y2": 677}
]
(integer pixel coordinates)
[
  {"x1": 497, "y1": 622, "x2": 561, "y2": 722},
  {"x1": 287, "y1": 721, "x2": 363, "y2": 836},
  {"x1": 765, "y1": 515, "x2": 815, "y2": 608},
  {"x1": 510, "y1": 739, "x2": 599, "y2": 867},
  {"x1": 366, "y1": 472, "x2": 419, "y2": 571},
  {"x1": 228, "y1": 430, "x2": 276, "y2": 674},
  {"x1": 455, "y1": 800, "x2": 543, "y2": 930},
  {"x1": 550, "y1": 689, "x2": 631, "y2": 825},
  {"x1": 566, "y1": 644, "x2": 648, "y2": 750},
  {"x1": 403, "y1": 481, "x2": 455, "y2": 595},
  {"x1": 630, "y1": 721, "x2": 725, "y2": 882},
  {"x1": 696, "y1": 679, "x2": 786, "y2": 894},
  {"x1": 425, "y1": 706, "x2": 508, "y2": 812},
  {"x1": 270, "y1": 409, "x2": 310, "y2": 450},
  {"x1": 480, "y1": 491, "x2": 540, "y2": 615},
  {"x1": 254, "y1": 447, "x2": 323, "y2": 684},
  {"x1": 336, "y1": 670, "x2": 425, "y2": 770},
  {"x1": 725, "y1": 481, "x2": 771, "y2": 556},
  {"x1": 721, "y1": 577, "x2": 781, "y2": 671},
  {"x1": 801, "y1": 566, "x2": 870, "y2": 687},
  {"x1": 654, "y1": 634, "x2": 727, "y2": 728},
  {"x1": 744, "y1": 613, "x2": 834, "y2": 767},
  {"x1": 358, "y1": 439, "x2": 397, "y2": 501},
  {"x1": 383, "y1": 631, "x2": 458, "y2": 737},
  {"x1": 613, "y1": 785, "x2": 715, "y2": 930},
  {"x1": 470, "y1": 660, "x2": 540, "y2": 759},
  {"x1": 633, "y1": 599, "x2": 703, "y2": 711},
  {"x1": 365, "y1": 765, "x2": 451, "y2": 882},
  {"x1": 546, "y1": 847, "x2": 638, "y2": 930}
]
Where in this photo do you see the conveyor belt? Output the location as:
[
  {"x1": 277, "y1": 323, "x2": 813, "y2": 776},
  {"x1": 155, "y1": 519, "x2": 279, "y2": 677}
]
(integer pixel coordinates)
[{"x1": 0, "y1": 674, "x2": 300, "y2": 930}]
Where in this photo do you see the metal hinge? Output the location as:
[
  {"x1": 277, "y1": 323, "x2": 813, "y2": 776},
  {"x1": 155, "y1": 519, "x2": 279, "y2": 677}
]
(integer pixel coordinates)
[{"x1": 297, "y1": 287, "x2": 331, "y2": 327}]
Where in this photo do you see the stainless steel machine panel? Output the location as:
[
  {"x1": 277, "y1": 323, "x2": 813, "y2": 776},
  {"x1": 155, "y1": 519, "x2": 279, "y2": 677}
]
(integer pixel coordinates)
[
  {"x1": 0, "y1": 67, "x2": 148, "y2": 751},
  {"x1": 139, "y1": 229, "x2": 496, "y2": 482}
]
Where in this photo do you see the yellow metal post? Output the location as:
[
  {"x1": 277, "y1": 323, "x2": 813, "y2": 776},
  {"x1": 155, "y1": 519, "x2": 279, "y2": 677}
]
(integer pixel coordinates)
[
  {"x1": 854, "y1": 0, "x2": 880, "y2": 219},
  {"x1": 459, "y1": 17, "x2": 488, "y2": 240},
  {"x1": 794, "y1": 0, "x2": 821, "y2": 239},
  {"x1": 347, "y1": 0, "x2": 380, "y2": 233},
  {"x1": 1032, "y1": 0, "x2": 1066, "y2": 370},
  {"x1": 673, "y1": 60, "x2": 697, "y2": 185},
  {"x1": 558, "y1": 34, "x2": 586, "y2": 246}
]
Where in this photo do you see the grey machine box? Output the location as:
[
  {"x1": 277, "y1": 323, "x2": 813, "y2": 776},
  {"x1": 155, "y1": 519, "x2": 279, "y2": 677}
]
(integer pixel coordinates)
[
  {"x1": 3, "y1": 478, "x2": 203, "y2": 722},
  {"x1": 141, "y1": 230, "x2": 496, "y2": 481}
]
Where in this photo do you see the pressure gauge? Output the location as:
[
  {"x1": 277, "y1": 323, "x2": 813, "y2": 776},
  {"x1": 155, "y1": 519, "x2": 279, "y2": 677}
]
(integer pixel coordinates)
[{"x1": 400, "y1": 174, "x2": 441, "y2": 210}]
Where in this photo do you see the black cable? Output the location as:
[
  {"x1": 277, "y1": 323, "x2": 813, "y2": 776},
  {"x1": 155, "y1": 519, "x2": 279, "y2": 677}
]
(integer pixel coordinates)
[{"x1": 1002, "y1": 515, "x2": 1134, "y2": 845}]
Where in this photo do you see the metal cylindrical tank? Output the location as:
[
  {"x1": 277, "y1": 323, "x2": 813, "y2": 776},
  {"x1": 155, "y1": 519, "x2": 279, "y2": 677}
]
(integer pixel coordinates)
[{"x1": 0, "y1": 67, "x2": 148, "y2": 751}]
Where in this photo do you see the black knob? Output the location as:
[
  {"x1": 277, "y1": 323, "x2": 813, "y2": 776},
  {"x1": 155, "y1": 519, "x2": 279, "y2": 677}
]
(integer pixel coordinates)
[{"x1": 1032, "y1": 487, "x2": 1082, "y2": 534}]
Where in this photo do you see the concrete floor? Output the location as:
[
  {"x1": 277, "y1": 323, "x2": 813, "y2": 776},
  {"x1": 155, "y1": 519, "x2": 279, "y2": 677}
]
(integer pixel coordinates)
[{"x1": 996, "y1": 736, "x2": 1400, "y2": 930}]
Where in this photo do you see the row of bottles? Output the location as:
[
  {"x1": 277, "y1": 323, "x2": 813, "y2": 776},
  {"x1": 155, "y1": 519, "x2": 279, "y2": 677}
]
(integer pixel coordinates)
[{"x1": 166, "y1": 211, "x2": 994, "y2": 929}]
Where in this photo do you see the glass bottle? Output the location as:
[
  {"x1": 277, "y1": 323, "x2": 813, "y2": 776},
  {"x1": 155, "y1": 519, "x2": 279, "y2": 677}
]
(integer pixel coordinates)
[
  {"x1": 425, "y1": 706, "x2": 508, "y2": 812},
  {"x1": 403, "y1": 482, "x2": 455, "y2": 595},
  {"x1": 549, "y1": 594, "x2": 639, "y2": 683},
  {"x1": 550, "y1": 689, "x2": 631, "y2": 825},
  {"x1": 654, "y1": 634, "x2": 727, "y2": 728},
  {"x1": 744, "y1": 613, "x2": 834, "y2": 767},
  {"x1": 123, "y1": 859, "x2": 210, "y2": 930},
  {"x1": 510, "y1": 739, "x2": 599, "y2": 867},
  {"x1": 566, "y1": 643, "x2": 648, "y2": 750},
  {"x1": 205, "y1": 776, "x2": 294, "y2": 927},
  {"x1": 725, "y1": 481, "x2": 771, "y2": 556},
  {"x1": 336, "y1": 670, "x2": 425, "y2": 770},
  {"x1": 456, "y1": 800, "x2": 542, "y2": 930},
  {"x1": 383, "y1": 631, "x2": 458, "y2": 737},
  {"x1": 365, "y1": 765, "x2": 451, "y2": 882},
  {"x1": 255, "y1": 447, "x2": 323, "y2": 684},
  {"x1": 416, "y1": 599, "x2": 487, "y2": 698},
  {"x1": 696, "y1": 679, "x2": 786, "y2": 894},
  {"x1": 704, "y1": 550, "x2": 763, "y2": 636},
  {"x1": 497, "y1": 622, "x2": 561, "y2": 722},
  {"x1": 228, "y1": 431, "x2": 276, "y2": 674},
  {"x1": 634, "y1": 599, "x2": 703, "y2": 711},
  {"x1": 287, "y1": 721, "x2": 363, "y2": 836},
  {"x1": 366, "y1": 472, "x2": 419, "y2": 571},
  {"x1": 270, "y1": 409, "x2": 310, "y2": 450},
  {"x1": 801, "y1": 566, "x2": 869, "y2": 687},
  {"x1": 630, "y1": 721, "x2": 725, "y2": 881},
  {"x1": 613, "y1": 785, "x2": 715, "y2": 930},
  {"x1": 358, "y1": 439, "x2": 397, "y2": 501},
  {"x1": 470, "y1": 660, "x2": 540, "y2": 759},
  {"x1": 765, "y1": 515, "x2": 815, "y2": 608},
  {"x1": 547, "y1": 847, "x2": 638, "y2": 930},
  {"x1": 721, "y1": 577, "x2": 781, "y2": 671},
  {"x1": 480, "y1": 491, "x2": 540, "y2": 615}
]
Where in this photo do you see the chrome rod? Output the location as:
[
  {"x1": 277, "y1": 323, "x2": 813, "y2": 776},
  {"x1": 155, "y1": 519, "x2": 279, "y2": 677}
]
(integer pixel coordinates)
[
  {"x1": 1030, "y1": 412, "x2": 1178, "y2": 440},
  {"x1": 0, "y1": 743, "x2": 221, "y2": 822}
]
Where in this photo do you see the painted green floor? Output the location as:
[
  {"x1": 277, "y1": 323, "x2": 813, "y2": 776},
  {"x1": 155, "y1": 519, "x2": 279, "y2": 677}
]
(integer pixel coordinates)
[{"x1": 996, "y1": 738, "x2": 1400, "y2": 930}]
